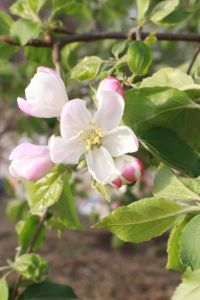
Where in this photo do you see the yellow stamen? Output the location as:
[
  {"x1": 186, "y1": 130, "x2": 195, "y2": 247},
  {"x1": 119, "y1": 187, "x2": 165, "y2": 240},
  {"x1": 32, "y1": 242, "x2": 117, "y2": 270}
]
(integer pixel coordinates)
[{"x1": 78, "y1": 125, "x2": 103, "y2": 151}]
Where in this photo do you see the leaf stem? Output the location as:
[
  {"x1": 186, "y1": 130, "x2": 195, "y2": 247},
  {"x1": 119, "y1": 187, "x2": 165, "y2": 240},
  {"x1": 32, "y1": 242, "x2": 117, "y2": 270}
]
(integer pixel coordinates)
[{"x1": 187, "y1": 45, "x2": 200, "y2": 74}]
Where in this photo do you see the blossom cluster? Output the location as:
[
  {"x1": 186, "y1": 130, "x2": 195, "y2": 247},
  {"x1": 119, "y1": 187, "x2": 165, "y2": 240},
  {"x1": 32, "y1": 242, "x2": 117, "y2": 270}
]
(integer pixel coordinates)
[{"x1": 9, "y1": 67, "x2": 143, "y2": 187}]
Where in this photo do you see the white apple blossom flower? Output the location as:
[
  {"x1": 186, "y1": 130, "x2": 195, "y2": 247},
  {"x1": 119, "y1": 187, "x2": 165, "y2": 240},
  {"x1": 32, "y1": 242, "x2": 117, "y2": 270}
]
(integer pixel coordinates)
[
  {"x1": 17, "y1": 67, "x2": 68, "y2": 118},
  {"x1": 50, "y1": 90, "x2": 139, "y2": 184}
]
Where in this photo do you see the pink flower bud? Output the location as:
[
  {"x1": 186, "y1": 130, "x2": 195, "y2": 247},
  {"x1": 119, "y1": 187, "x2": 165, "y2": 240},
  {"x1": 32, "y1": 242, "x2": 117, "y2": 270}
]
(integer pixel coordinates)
[
  {"x1": 97, "y1": 77, "x2": 124, "y2": 100},
  {"x1": 9, "y1": 143, "x2": 54, "y2": 181},
  {"x1": 112, "y1": 156, "x2": 144, "y2": 188},
  {"x1": 17, "y1": 66, "x2": 68, "y2": 118}
]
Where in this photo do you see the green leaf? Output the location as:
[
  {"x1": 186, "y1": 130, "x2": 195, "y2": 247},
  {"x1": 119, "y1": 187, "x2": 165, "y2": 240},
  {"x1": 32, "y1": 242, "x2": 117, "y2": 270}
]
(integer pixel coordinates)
[
  {"x1": 124, "y1": 87, "x2": 200, "y2": 152},
  {"x1": 61, "y1": 43, "x2": 79, "y2": 71},
  {"x1": 10, "y1": 19, "x2": 41, "y2": 46},
  {"x1": 111, "y1": 40, "x2": 127, "y2": 58},
  {"x1": 0, "y1": 42, "x2": 18, "y2": 60},
  {"x1": 96, "y1": 197, "x2": 186, "y2": 243},
  {"x1": 18, "y1": 281, "x2": 78, "y2": 300},
  {"x1": 10, "y1": 0, "x2": 44, "y2": 21},
  {"x1": 71, "y1": 56, "x2": 102, "y2": 81},
  {"x1": 26, "y1": 166, "x2": 64, "y2": 213},
  {"x1": 140, "y1": 67, "x2": 200, "y2": 92},
  {"x1": 0, "y1": 278, "x2": 8, "y2": 300},
  {"x1": 153, "y1": 165, "x2": 200, "y2": 201},
  {"x1": 158, "y1": 7, "x2": 189, "y2": 26},
  {"x1": 167, "y1": 216, "x2": 190, "y2": 271},
  {"x1": 28, "y1": 0, "x2": 47, "y2": 13},
  {"x1": 172, "y1": 269, "x2": 200, "y2": 300},
  {"x1": 180, "y1": 215, "x2": 200, "y2": 270},
  {"x1": 52, "y1": 0, "x2": 83, "y2": 17},
  {"x1": 92, "y1": 179, "x2": 111, "y2": 203},
  {"x1": 141, "y1": 127, "x2": 200, "y2": 177},
  {"x1": 16, "y1": 215, "x2": 45, "y2": 251},
  {"x1": 111, "y1": 235, "x2": 124, "y2": 249},
  {"x1": 25, "y1": 47, "x2": 53, "y2": 66},
  {"x1": 13, "y1": 254, "x2": 47, "y2": 281},
  {"x1": 127, "y1": 41, "x2": 152, "y2": 75},
  {"x1": 55, "y1": 172, "x2": 81, "y2": 229},
  {"x1": 136, "y1": 0, "x2": 150, "y2": 23},
  {"x1": 0, "y1": 11, "x2": 13, "y2": 35},
  {"x1": 150, "y1": 0, "x2": 179, "y2": 24},
  {"x1": 6, "y1": 199, "x2": 28, "y2": 222}
]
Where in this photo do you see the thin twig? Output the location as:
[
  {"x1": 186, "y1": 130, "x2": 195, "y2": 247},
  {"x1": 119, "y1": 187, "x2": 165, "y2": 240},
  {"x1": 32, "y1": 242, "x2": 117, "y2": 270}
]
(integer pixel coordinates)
[
  {"x1": 52, "y1": 43, "x2": 61, "y2": 75},
  {"x1": 135, "y1": 26, "x2": 141, "y2": 41},
  {"x1": 10, "y1": 210, "x2": 48, "y2": 300},
  {"x1": 187, "y1": 45, "x2": 200, "y2": 74},
  {"x1": 1, "y1": 32, "x2": 200, "y2": 48}
]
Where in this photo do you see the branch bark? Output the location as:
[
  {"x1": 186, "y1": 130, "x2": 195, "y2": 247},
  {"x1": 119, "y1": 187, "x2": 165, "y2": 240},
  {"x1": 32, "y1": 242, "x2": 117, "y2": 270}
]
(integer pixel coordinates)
[{"x1": 1, "y1": 31, "x2": 200, "y2": 48}]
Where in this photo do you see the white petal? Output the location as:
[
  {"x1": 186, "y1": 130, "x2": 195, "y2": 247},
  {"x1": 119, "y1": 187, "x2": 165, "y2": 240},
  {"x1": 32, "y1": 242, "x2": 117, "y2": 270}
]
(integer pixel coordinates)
[
  {"x1": 17, "y1": 97, "x2": 64, "y2": 118},
  {"x1": 60, "y1": 99, "x2": 92, "y2": 138},
  {"x1": 9, "y1": 158, "x2": 33, "y2": 179},
  {"x1": 50, "y1": 135, "x2": 84, "y2": 164},
  {"x1": 26, "y1": 71, "x2": 68, "y2": 106},
  {"x1": 94, "y1": 90, "x2": 124, "y2": 130},
  {"x1": 9, "y1": 161, "x2": 20, "y2": 178},
  {"x1": 86, "y1": 146, "x2": 120, "y2": 184},
  {"x1": 102, "y1": 126, "x2": 139, "y2": 157}
]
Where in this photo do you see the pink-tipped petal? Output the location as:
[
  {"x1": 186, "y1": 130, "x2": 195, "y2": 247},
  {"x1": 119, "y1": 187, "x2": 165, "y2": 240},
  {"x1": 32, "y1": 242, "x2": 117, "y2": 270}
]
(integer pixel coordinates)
[
  {"x1": 122, "y1": 165, "x2": 137, "y2": 183},
  {"x1": 37, "y1": 66, "x2": 60, "y2": 78},
  {"x1": 97, "y1": 77, "x2": 124, "y2": 98},
  {"x1": 9, "y1": 143, "x2": 48, "y2": 160},
  {"x1": 122, "y1": 158, "x2": 144, "y2": 183},
  {"x1": 9, "y1": 143, "x2": 54, "y2": 181},
  {"x1": 17, "y1": 97, "x2": 33, "y2": 116},
  {"x1": 25, "y1": 157, "x2": 54, "y2": 181},
  {"x1": 112, "y1": 176, "x2": 122, "y2": 188}
]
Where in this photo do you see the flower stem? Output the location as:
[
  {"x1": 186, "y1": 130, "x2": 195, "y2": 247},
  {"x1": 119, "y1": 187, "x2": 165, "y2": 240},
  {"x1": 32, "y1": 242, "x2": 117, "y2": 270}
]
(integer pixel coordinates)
[{"x1": 10, "y1": 209, "x2": 48, "y2": 300}]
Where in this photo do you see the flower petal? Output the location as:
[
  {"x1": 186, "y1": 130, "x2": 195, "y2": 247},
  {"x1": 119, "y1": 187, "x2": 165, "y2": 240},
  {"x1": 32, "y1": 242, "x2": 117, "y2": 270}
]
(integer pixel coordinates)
[
  {"x1": 25, "y1": 157, "x2": 54, "y2": 181},
  {"x1": 23, "y1": 67, "x2": 68, "y2": 118},
  {"x1": 93, "y1": 90, "x2": 124, "y2": 130},
  {"x1": 60, "y1": 99, "x2": 92, "y2": 138},
  {"x1": 37, "y1": 66, "x2": 60, "y2": 78},
  {"x1": 85, "y1": 146, "x2": 120, "y2": 184},
  {"x1": 17, "y1": 97, "x2": 62, "y2": 118},
  {"x1": 102, "y1": 126, "x2": 139, "y2": 157},
  {"x1": 9, "y1": 143, "x2": 48, "y2": 160},
  {"x1": 17, "y1": 97, "x2": 33, "y2": 116},
  {"x1": 50, "y1": 135, "x2": 84, "y2": 164}
]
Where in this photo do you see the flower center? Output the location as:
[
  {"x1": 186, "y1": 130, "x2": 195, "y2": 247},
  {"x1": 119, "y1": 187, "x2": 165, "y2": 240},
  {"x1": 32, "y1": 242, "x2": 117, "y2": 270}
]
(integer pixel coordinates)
[{"x1": 78, "y1": 121, "x2": 103, "y2": 151}]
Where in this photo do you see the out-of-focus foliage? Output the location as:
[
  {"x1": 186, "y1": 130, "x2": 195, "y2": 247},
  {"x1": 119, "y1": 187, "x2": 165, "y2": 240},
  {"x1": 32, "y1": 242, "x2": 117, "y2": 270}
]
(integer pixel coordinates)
[{"x1": 1, "y1": 1, "x2": 200, "y2": 299}]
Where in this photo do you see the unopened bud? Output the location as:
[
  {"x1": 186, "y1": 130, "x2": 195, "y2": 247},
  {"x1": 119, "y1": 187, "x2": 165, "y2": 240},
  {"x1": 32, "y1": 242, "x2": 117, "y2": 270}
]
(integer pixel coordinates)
[
  {"x1": 97, "y1": 77, "x2": 124, "y2": 99},
  {"x1": 112, "y1": 157, "x2": 144, "y2": 188}
]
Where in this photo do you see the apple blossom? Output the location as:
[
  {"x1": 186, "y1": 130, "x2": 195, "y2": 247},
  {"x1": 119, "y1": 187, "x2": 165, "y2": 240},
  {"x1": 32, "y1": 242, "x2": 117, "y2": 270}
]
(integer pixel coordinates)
[
  {"x1": 17, "y1": 66, "x2": 68, "y2": 118},
  {"x1": 50, "y1": 90, "x2": 139, "y2": 184},
  {"x1": 96, "y1": 76, "x2": 124, "y2": 99},
  {"x1": 112, "y1": 155, "x2": 144, "y2": 188},
  {"x1": 9, "y1": 143, "x2": 54, "y2": 181}
]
